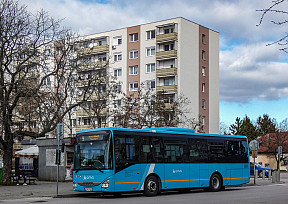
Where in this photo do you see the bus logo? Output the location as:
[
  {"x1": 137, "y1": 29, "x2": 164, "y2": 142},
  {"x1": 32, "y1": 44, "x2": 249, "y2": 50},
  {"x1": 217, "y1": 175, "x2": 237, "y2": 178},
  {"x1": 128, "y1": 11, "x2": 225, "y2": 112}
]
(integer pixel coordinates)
[
  {"x1": 84, "y1": 176, "x2": 94, "y2": 180},
  {"x1": 173, "y1": 169, "x2": 182, "y2": 173}
]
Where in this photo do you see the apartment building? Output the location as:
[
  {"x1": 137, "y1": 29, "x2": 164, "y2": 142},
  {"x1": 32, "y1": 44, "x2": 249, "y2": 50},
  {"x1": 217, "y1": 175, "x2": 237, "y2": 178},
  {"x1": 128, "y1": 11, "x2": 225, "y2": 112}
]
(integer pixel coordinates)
[{"x1": 73, "y1": 17, "x2": 219, "y2": 134}]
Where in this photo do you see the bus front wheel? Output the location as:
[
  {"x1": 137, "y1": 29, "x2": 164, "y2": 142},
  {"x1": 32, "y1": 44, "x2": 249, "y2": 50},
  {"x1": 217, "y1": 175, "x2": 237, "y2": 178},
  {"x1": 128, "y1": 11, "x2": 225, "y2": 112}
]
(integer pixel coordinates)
[
  {"x1": 209, "y1": 174, "x2": 222, "y2": 192},
  {"x1": 144, "y1": 175, "x2": 159, "y2": 197}
]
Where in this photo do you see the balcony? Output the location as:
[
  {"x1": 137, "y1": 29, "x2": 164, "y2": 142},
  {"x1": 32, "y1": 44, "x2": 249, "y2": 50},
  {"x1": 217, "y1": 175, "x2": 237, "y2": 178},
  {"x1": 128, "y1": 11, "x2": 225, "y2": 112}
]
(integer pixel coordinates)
[
  {"x1": 156, "y1": 85, "x2": 178, "y2": 93},
  {"x1": 77, "y1": 61, "x2": 109, "y2": 71},
  {"x1": 156, "y1": 67, "x2": 177, "y2": 77},
  {"x1": 156, "y1": 50, "x2": 177, "y2": 60},
  {"x1": 76, "y1": 77, "x2": 109, "y2": 87},
  {"x1": 75, "y1": 125, "x2": 94, "y2": 132},
  {"x1": 76, "y1": 108, "x2": 108, "y2": 117},
  {"x1": 78, "y1": 44, "x2": 109, "y2": 56},
  {"x1": 156, "y1": 32, "x2": 178, "y2": 43}
]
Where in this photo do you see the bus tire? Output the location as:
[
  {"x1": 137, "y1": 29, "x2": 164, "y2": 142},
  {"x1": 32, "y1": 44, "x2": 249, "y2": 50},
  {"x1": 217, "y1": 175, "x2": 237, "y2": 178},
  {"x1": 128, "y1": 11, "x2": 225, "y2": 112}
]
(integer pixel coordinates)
[
  {"x1": 209, "y1": 173, "x2": 222, "y2": 192},
  {"x1": 144, "y1": 175, "x2": 159, "y2": 197}
]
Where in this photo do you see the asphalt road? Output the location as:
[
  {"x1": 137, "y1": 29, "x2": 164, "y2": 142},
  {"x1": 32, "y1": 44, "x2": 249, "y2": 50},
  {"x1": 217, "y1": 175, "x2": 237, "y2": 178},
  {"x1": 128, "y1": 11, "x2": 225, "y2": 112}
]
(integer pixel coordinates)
[{"x1": 3, "y1": 175, "x2": 288, "y2": 204}]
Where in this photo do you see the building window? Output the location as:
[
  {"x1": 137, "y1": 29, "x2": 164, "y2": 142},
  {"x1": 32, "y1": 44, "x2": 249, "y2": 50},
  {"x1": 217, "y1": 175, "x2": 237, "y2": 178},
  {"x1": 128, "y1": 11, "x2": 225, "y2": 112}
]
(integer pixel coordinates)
[
  {"x1": 202, "y1": 66, "x2": 206, "y2": 76},
  {"x1": 146, "y1": 47, "x2": 155, "y2": 56},
  {"x1": 129, "y1": 82, "x2": 138, "y2": 91},
  {"x1": 164, "y1": 78, "x2": 175, "y2": 86},
  {"x1": 114, "y1": 68, "x2": 122, "y2": 77},
  {"x1": 202, "y1": 99, "x2": 206, "y2": 109},
  {"x1": 129, "y1": 65, "x2": 138, "y2": 75},
  {"x1": 202, "y1": 83, "x2": 206, "y2": 92},
  {"x1": 129, "y1": 33, "x2": 138, "y2": 42},
  {"x1": 164, "y1": 43, "x2": 174, "y2": 51},
  {"x1": 202, "y1": 50, "x2": 206, "y2": 60},
  {"x1": 146, "y1": 30, "x2": 155, "y2": 40},
  {"x1": 164, "y1": 27, "x2": 174, "y2": 34},
  {"x1": 129, "y1": 50, "x2": 138, "y2": 59},
  {"x1": 202, "y1": 116, "x2": 205, "y2": 126},
  {"x1": 114, "y1": 53, "x2": 122, "y2": 61},
  {"x1": 146, "y1": 80, "x2": 156, "y2": 90},
  {"x1": 114, "y1": 100, "x2": 121, "y2": 108},
  {"x1": 202, "y1": 34, "x2": 206, "y2": 44},
  {"x1": 113, "y1": 36, "x2": 122, "y2": 45},
  {"x1": 84, "y1": 118, "x2": 91, "y2": 125},
  {"x1": 146, "y1": 63, "x2": 155, "y2": 73},
  {"x1": 163, "y1": 94, "x2": 174, "y2": 103}
]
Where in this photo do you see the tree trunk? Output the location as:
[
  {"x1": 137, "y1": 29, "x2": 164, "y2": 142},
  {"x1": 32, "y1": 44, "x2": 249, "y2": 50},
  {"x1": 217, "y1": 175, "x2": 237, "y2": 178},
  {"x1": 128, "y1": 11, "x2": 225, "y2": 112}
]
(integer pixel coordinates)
[{"x1": 2, "y1": 146, "x2": 13, "y2": 183}]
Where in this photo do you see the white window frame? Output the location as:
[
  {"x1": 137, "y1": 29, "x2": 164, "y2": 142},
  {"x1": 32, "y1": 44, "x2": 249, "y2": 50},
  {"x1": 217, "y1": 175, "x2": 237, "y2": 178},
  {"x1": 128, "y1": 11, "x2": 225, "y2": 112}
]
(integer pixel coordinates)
[
  {"x1": 113, "y1": 36, "x2": 122, "y2": 45},
  {"x1": 202, "y1": 99, "x2": 206, "y2": 109},
  {"x1": 146, "y1": 30, "x2": 155, "y2": 40},
  {"x1": 164, "y1": 78, "x2": 175, "y2": 86},
  {"x1": 146, "y1": 63, "x2": 155, "y2": 73},
  {"x1": 146, "y1": 80, "x2": 156, "y2": 90},
  {"x1": 114, "y1": 52, "x2": 122, "y2": 61},
  {"x1": 129, "y1": 33, "x2": 138, "y2": 42},
  {"x1": 129, "y1": 65, "x2": 138, "y2": 75},
  {"x1": 146, "y1": 47, "x2": 155, "y2": 56},
  {"x1": 202, "y1": 50, "x2": 206, "y2": 60},
  {"x1": 202, "y1": 116, "x2": 205, "y2": 126},
  {"x1": 114, "y1": 68, "x2": 122, "y2": 77},
  {"x1": 129, "y1": 50, "x2": 138, "y2": 59},
  {"x1": 202, "y1": 83, "x2": 206, "y2": 92},
  {"x1": 129, "y1": 82, "x2": 138, "y2": 91},
  {"x1": 202, "y1": 66, "x2": 206, "y2": 76}
]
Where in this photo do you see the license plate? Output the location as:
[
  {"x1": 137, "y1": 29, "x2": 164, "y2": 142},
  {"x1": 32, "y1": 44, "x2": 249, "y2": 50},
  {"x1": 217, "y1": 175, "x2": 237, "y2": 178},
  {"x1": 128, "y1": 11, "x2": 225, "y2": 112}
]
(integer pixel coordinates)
[{"x1": 85, "y1": 188, "x2": 93, "y2": 192}]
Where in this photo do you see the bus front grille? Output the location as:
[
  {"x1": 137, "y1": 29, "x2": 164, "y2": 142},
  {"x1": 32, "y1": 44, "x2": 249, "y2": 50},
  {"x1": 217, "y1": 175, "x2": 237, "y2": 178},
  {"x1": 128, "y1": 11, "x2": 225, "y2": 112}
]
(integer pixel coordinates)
[{"x1": 77, "y1": 182, "x2": 101, "y2": 186}]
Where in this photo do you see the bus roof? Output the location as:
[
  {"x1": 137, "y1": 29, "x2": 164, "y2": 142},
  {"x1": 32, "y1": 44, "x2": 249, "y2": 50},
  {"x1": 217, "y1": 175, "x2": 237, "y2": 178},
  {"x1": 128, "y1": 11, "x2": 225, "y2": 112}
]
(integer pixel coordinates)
[{"x1": 76, "y1": 127, "x2": 247, "y2": 139}]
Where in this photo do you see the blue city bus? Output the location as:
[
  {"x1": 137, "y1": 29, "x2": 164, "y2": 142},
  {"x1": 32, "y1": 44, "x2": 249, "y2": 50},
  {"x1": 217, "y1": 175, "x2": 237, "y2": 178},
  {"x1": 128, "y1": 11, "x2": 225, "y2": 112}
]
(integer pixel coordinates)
[{"x1": 72, "y1": 127, "x2": 250, "y2": 196}]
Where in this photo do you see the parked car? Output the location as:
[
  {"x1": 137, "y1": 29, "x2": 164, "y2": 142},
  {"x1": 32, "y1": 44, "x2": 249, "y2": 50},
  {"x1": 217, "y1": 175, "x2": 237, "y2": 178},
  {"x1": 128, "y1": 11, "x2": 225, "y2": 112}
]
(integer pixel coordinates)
[{"x1": 250, "y1": 162, "x2": 274, "y2": 177}]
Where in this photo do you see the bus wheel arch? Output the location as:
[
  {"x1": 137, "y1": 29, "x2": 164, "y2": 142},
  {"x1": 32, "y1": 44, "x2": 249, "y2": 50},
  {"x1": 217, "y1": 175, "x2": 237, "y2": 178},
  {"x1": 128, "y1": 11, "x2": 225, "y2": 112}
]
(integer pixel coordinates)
[
  {"x1": 209, "y1": 172, "x2": 223, "y2": 192},
  {"x1": 143, "y1": 173, "x2": 161, "y2": 197}
]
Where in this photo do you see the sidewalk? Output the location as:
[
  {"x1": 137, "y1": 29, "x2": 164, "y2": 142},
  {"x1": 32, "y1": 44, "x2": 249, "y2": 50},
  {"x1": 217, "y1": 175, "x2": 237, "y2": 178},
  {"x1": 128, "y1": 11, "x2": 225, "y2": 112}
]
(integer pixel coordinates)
[
  {"x1": 0, "y1": 173, "x2": 287, "y2": 201},
  {"x1": 0, "y1": 181, "x2": 80, "y2": 201}
]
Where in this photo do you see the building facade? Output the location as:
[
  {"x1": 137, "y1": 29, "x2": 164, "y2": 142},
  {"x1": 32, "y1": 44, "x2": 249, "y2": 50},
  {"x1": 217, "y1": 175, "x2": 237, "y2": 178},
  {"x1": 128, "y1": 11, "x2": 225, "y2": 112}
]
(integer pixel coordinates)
[{"x1": 71, "y1": 17, "x2": 219, "y2": 135}]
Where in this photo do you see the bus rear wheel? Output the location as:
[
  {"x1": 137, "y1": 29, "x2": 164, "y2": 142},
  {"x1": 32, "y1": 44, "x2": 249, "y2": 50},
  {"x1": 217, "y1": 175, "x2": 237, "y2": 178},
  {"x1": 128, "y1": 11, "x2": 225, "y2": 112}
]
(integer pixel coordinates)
[
  {"x1": 209, "y1": 174, "x2": 222, "y2": 192},
  {"x1": 144, "y1": 175, "x2": 159, "y2": 197}
]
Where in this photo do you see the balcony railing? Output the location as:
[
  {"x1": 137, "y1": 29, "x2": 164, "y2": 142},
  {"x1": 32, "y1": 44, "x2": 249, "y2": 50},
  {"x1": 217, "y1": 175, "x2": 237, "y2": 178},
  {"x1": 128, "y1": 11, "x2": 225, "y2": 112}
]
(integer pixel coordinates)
[
  {"x1": 78, "y1": 44, "x2": 109, "y2": 56},
  {"x1": 156, "y1": 32, "x2": 178, "y2": 43},
  {"x1": 156, "y1": 67, "x2": 177, "y2": 77},
  {"x1": 156, "y1": 50, "x2": 177, "y2": 60},
  {"x1": 156, "y1": 85, "x2": 178, "y2": 93},
  {"x1": 77, "y1": 61, "x2": 109, "y2": 71},
  {"x1": 76, "y1": 108, "x2": 108, "y2": 117}
]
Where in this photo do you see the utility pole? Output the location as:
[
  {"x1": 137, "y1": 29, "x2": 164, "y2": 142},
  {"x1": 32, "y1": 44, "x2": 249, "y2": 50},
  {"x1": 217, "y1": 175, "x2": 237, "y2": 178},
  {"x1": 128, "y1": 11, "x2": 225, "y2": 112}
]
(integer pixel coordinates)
[{"x1": 56, "y1": 123, "x2": 64, "y2": 196}]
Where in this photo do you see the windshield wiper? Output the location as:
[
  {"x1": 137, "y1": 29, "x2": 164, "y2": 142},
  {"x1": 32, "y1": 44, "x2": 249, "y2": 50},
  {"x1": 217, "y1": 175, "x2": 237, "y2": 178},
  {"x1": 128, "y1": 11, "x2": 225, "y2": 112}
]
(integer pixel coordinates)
[
  {"x1": 75, "y1": 166, "x2": 84, "y2": 173},
  {"x1": 96, "y1": 167, "x2": 104, "y2": 173}
]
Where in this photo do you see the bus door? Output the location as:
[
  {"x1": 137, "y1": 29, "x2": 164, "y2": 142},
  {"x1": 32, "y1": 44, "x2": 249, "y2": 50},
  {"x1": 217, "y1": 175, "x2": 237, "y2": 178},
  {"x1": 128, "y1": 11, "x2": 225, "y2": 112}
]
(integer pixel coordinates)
[
  {"x1": 114, "y1": 136, "x2": 141, "y2": 191},
  {"x1": 163, "y1": 141, "x2": 190, "y2": 189},
  {"x1": 189, "y1": 138, "x2": 208, "y2": 187}
]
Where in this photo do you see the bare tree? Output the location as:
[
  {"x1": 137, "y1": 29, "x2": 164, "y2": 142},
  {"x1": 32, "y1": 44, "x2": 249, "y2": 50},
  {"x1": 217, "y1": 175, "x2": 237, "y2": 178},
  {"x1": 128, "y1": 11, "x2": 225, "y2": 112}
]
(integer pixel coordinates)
[
  {"x1": 0, "y1": 0, "x2": 96, "y2": 183},
  {"x1": 257, "y1": 0, "x2": 288, "y2": 52},
  {"x1": 113, "y1": 84, "x2": 200, "y2": 129}
]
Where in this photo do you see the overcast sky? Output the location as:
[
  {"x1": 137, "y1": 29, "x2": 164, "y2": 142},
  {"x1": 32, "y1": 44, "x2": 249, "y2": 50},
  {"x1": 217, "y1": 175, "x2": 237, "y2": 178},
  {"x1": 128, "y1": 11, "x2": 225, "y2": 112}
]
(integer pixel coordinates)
[{"x1": 20, "y1": 0, "x2": 288, "y2": 126}]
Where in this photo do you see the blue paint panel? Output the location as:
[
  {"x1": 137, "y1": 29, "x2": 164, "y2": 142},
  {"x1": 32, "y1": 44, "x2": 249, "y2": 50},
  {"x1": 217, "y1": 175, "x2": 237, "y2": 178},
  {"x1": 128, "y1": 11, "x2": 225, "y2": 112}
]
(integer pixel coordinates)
[
  {"x1": 73, "y1": 170, "x2": 113, "y2": 192},
  {"x1": 114, "y1": 165, "x2": 141, "y2": 192},
  {"x1": 189, "y1": 164, "x2": 200, "y2": 187},
  {"x1": 164, "y1": 164, "x2": 190, "y2": 189}
]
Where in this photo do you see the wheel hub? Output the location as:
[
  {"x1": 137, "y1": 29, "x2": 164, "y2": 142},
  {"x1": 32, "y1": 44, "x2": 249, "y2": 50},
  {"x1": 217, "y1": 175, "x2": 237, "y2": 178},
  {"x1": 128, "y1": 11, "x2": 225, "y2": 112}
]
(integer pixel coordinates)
[{"x1": 148, "y1": 179, "x2": 157, "y2": 192}]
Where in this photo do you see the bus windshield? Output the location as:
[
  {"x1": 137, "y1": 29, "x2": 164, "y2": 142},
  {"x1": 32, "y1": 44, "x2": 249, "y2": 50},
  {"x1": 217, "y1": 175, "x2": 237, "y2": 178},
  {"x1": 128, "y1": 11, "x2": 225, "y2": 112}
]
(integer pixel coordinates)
[{"x1": 74, "y1": 130, "x2": 113, "y2": 171}]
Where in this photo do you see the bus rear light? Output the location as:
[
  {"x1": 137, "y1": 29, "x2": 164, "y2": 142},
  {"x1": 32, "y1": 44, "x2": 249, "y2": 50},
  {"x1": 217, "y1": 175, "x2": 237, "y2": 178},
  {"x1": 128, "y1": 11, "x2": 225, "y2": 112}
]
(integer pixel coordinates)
[{"x1": 101, "y1": 179, "x2": 110, "y2": 188}]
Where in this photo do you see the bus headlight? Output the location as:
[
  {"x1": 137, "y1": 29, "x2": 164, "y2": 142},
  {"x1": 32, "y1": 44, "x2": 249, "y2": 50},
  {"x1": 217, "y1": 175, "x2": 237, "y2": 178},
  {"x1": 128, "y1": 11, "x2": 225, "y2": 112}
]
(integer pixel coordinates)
[
  {"x1": 101, "y1": 179, "x2": 110, "y2": 188},
  {"x1": 73, "y1": 181, "x2": 77, "y2": 187}
]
